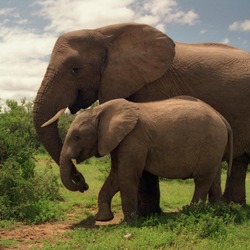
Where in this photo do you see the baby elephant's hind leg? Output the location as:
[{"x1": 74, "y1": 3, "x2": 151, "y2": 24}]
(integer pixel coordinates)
[
  {"x1": 192, "y1": 178, "x2": 210, "y2": 203},
  {"x1": 192, "y1": 170, "x2": 217, "y2": 203},
  {"x1": 208, "y1": 167, "x2": 222, "y2": 203}
]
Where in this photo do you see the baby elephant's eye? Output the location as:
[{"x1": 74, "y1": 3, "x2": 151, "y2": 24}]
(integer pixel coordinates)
[
  {"x1": 74, "y1": 135, "x2": 80, "y2": 141},
  {"x1": 71, "y1": 67, "x2": 80, "y2": 76}
]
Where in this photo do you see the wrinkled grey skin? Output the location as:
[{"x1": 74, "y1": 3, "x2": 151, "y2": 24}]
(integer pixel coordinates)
[
  {"x1": 33, "y1": 23, "x2": 250, "y2": 217},
  {"x1": 60, "y1": 97, "x2": 233, "y2": 222}
]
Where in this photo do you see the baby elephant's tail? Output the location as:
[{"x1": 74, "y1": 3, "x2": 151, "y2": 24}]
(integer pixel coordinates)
[{"x1": 224, "y1": 118, "x2": 233, "y2": 178}]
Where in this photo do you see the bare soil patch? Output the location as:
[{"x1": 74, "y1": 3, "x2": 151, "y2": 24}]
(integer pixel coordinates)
[
  {"x1": 0, "y1": 209, "x2": 123, "y2": 249},
  {"x1": 0, "y1": 222, "x2": 70, "y2": 249}
]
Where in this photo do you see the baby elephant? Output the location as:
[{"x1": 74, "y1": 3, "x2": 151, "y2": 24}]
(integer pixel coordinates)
[{"x1": 60, "y1": 96, "x2": 233, "y2": 222}]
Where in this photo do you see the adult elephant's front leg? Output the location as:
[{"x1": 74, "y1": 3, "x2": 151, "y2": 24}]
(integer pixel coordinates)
[
  {"x1": 137, "y1": 171, "x2": 162, "y2": 217},
  {"x1": 223, "y1": 158, "x2": 248, "y2": 205}
]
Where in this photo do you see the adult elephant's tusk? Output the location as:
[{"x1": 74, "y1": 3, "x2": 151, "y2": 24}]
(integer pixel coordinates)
[{"x1": 41, "y1": 108, "x2": 67, "y2": 127}]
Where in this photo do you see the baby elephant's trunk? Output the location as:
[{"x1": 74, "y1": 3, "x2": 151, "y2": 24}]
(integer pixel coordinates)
[{"x1": 60, "y1": 156, "x2": 89, "y2": 192}]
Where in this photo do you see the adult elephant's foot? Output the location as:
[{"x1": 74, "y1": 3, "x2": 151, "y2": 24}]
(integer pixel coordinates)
[
  {"x1": 137, "y1": 171, "x2": 162, "y2": 217},
  {"x1": 137, "y1": 202, "x2": 162, "y2": 217},
  {"x1": 95, "y1": 204, "x2": 114, "y2": 221},
  {"x1": 222, "y1": 159, "x2": 248, "y2": 205}
]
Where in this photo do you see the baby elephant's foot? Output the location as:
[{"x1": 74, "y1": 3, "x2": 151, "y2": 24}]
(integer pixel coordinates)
[
  {"x1": 95, "y1": 202, "x2": 114, "y2": 221},
  {"x1": 95, "y1": 210, "x2": 114, "y2": 221}
]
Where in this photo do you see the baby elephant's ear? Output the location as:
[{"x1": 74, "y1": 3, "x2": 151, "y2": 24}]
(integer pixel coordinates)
[{"x1": 97, "y1": 99, "x2": 139, "y2": 156}]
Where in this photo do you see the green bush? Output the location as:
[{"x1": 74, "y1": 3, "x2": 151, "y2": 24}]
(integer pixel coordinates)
[
  {"x1": 0, "y1": 99, "x2": 63, "y2": 223},
  {"x1": 0, "y1": 160, "x2": 63, "y2": 223},
  {"x1": 58, "y1": 113, "x2": 76, "y2": 142},
  {"x1": 18, "y1": 199, "x2": 63, "y2": 224}
]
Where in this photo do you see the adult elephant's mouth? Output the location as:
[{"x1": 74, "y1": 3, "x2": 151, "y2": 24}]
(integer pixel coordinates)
[
  {"x1": 41, "y1": 90, "x2": 98, "y2": 127},
  {"x1": 69, "y1": 90, "x2": 84, "y2": 114},
  {"x1": 70, "y1": 89, "x2": 99, "y2": 114},
  {"x1": 69, "y1": 100, "x2": 84, "y2": 114}
]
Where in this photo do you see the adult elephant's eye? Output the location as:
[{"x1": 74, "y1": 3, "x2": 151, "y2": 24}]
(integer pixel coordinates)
[{"x1": 72, "y1": 67, "x2": 80, "y2": 76}]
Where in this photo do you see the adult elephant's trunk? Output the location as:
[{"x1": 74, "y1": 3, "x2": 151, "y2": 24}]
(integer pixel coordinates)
[
  {"x1": 33, "y1": 66, "x2": 65, "y2": 164},
  {"x1": 33, "y1": 95, "x2": 62, "y2": 165}
]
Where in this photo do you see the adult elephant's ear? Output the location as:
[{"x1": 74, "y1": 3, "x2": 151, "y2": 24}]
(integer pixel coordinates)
[
  {"x1": 98, "y1": 23, "x2": 176, "y2": 102},
  {"x1": 97, "y1": 99, "x2": 139, "y2": 156}
]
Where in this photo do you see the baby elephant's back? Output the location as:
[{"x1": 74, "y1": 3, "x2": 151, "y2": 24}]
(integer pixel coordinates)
[
  {"x1": 141, "y1": 96, "x2": 229, "y2": 163},
  {"x1": 166, "y1": 96, "x2": 228, "y2": 144}
]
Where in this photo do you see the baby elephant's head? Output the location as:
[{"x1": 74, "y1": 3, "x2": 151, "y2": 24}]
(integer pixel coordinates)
[
  {"x1": 59, "y1": 99, "x2": 139, "y2": 192},
  {"x1": 59, "y1": 109, "x2": 98, "y2": 192},
  {"x1": 65, "y1": 112, "x2": 99, "y2": 163}
]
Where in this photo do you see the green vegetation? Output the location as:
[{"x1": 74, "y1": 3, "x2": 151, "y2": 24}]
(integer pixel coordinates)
[
  {"x1": 33, "y1": 157, "x2": 250, "y2": 249},
  {"x1": 0, "y1": 99, "x2": 249, "y2": 249},
  {"x1": 48, "y1": 205, "x2": 249, "y2": 250},
  {"x1": 1, "y1": 153, "x2": 250, "y2": 249},
  {"x1": 0, "y1": 100, "x2": 63, "y2": 224}
]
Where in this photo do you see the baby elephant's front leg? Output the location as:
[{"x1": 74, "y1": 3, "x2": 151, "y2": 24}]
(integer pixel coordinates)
[
  {"x1": 95, "y1": 168, "x2": 119, "y2": 221},
  {"x1": 118, "y1": 145, "x2": 148, "y2": 223}
]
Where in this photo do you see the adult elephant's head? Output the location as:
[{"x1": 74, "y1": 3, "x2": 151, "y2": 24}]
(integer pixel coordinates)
[{"x1": 33, "y1": 22, "x2": 175, "y2": 167}]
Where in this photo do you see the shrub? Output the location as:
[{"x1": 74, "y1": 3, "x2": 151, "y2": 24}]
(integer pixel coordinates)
[{"x1": 0, "y1": 99, "x2": 63, "y2": 223}]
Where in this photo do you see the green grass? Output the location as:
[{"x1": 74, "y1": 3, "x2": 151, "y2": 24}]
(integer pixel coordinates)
[
  {"x1": 39, "y1": 203, "x2": 250, "y2": 250},
  {"x1": 1, "y1": 154, "x2": 250, "y2": 249}
]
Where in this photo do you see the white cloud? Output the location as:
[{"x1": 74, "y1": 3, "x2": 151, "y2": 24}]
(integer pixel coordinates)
[
  {"x1": 134, "y1": 14, "x2": 160, "y2": 26},
  {"x1": 0, "y1": 7, "x2": 28, "y2": 26},
  {"x1": 0, "y1": 8, "x2": 16, "y2": 17},
  {"x1": 155, "y1": 23, "x2": 165, "y2": 32},
  {"x1": 36, "y1": 0, "x2": 135, "y2": 32},
  {"x1": 164, "y1": 9, "x2": 199, "y2": 25},
  {"x1": 229, "y1": 19, "x2": 250, "y2": 32},
  {"x1": 144, "y1": 0, "x2": 177, "y2": 16},
  {"x1": 181, "y1": 10, "x2": 199, "y2": 25},
  {"x1": 0, "y1": 26, "x2": 56, "y2": 101},
  {"x1": 221, "y1": 38, "x2": 230, "y2": 44},
  {"x1": 132, "y1": 0, "x2": 199, "y2": 29},
  {"x1": 200, "y1": 29, "x2": 207, "y2": 34},
  {"x1": 36, "y1": 0, "x2": 199, "y2": 33},
  {"x1": 0, "y1": 0, "x2": 200, "y2": 101}
]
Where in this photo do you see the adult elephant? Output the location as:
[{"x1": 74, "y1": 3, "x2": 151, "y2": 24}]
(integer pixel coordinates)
[{"x1": 33, "y1": 23, "x2": 250, "y2": 214}]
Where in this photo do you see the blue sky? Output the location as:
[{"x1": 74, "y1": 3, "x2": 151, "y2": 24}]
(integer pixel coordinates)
[{"x1": 0, "y1": 0, "x2": 249, "y2": 101}]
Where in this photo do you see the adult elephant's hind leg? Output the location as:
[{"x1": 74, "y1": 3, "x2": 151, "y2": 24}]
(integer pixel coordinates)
[
  {"x1": 137, "y1": 171, "x2": 162, "y2": 217},
  {"x1": 223, "y1": 158, "x2": 248, "y2": 205}
]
